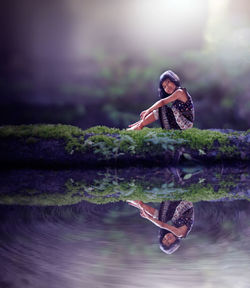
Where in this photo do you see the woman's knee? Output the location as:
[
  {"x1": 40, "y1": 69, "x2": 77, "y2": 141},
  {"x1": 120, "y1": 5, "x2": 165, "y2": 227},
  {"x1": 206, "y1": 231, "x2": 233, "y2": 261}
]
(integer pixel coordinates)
[{"x1": 153, "y1": 109, "x2": 159, "y2": 120}]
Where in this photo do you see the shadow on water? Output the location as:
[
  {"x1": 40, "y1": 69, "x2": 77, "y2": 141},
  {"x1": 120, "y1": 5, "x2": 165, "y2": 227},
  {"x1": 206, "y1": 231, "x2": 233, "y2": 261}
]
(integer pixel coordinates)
[{"x1": 0, "y1": 165, "x2": 249, "y2": 287}]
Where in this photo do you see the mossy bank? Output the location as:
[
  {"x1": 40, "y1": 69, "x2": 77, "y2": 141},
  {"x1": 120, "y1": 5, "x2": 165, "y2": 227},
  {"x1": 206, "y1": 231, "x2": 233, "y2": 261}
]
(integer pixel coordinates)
[{"x1": 0, "y1": 124, "x2": 249, "y2": 167}]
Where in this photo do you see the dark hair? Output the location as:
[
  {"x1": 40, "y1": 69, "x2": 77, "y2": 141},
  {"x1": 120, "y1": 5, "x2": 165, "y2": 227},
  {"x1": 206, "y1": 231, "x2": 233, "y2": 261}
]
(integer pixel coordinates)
[
  {"x1": 158, "y1": 201, "x2": 181, "y2": 254},
  {"x1": 158, "y1": 70, "x2": 181, "y2": 99},
  {"x1": 159, "y1": 234, "x2": 181, "y2": 255}
]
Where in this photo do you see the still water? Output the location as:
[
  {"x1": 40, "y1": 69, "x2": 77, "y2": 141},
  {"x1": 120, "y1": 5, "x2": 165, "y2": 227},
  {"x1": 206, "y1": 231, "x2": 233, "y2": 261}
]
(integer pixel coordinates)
[{"x1": 0, "y1": 166, "x2": 249, "y2": 288}]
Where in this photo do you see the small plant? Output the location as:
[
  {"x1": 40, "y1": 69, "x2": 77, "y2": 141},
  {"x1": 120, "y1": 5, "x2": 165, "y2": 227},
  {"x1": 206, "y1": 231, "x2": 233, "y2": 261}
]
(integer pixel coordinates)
[
  {"x1": 144, "y1": 131, "x2": 187, "y2": 151},
  {"x1": 84, "y1": 134, "x2": 137, "y2": 160}
]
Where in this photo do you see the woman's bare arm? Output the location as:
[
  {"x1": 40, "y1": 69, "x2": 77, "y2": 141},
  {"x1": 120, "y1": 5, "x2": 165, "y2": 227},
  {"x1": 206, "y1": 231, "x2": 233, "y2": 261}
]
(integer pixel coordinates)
[
  {"x1": 147, "y1": 217, "x2": 183, "y2": 237},
  {"x1": 141, "y1": 89, "x2": 186, "y2": 120},
  {"x1": 140, "y1": 210, "x2": 187, "y2": 237}
]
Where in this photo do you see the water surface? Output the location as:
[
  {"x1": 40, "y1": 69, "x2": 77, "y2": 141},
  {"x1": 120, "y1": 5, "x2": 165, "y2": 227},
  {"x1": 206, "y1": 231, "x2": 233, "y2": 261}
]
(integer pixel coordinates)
[{"x1": 0, "y1": 166, "x2": 249, "y2": 288}]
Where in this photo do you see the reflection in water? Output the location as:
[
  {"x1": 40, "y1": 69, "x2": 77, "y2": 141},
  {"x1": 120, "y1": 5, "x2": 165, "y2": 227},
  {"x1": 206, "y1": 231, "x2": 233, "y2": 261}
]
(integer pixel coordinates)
[
  {"x1": 0, "y1": 200, "x2": 249, "y2": 287},
  {"x1": 0, "y1": 166, "x2": 249, "y2": 287},
  {"x1": 0, "y1": 165, "x2": 249, "y2": 206},
  {"x1": 159, "y1": 201, "x2": 194, "y2": 254},
  {"x1": 127, "y1": 200, "x2": 194, "y2": 254}
]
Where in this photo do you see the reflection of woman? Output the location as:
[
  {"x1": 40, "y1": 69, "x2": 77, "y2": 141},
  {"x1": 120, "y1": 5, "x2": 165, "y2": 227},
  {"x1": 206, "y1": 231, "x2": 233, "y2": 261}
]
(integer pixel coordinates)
[
  {"x1": 127, "y1": 200, "x2": 194, "y2": 254},
  {"x1": 127, "y1": 70, "x2": 194, "y2": 131}
]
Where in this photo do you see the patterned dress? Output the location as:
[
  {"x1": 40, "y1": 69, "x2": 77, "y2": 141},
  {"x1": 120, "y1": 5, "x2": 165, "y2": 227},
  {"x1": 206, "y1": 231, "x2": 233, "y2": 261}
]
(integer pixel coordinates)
[
  {"x1": 156, "y1": 200, "x2": 194, "y2": 239},
  {"x1": 156, "y1": 88, "x2": 194, "y2": 130}
]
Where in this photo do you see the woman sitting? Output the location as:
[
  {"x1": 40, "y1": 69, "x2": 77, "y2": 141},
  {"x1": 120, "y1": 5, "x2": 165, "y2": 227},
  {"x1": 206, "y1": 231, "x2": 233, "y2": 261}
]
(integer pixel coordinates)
[
  {"x1": 127, "y1": 200, "x2": 194, "y2": 254},
  {"x1": 127, "y1": 70, "x2": 194, "y2": 131}
]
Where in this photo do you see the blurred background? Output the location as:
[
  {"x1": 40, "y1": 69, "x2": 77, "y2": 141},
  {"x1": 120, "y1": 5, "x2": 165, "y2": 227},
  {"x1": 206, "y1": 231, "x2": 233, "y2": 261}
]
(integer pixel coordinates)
[{"x1": 0, "y1": 0, "x2": 250, "y2": 130}]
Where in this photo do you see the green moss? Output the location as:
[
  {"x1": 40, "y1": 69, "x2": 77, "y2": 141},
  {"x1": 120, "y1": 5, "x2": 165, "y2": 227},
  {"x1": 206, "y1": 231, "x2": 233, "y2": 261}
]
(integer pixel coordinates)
[
  {"x1": 0, "y1": 168, "x2": 247, "y2": 206},
  {"x1": 229, "y1": 131, "x2": 243, "y2": 136},
  {"x1": 62, "y1": 177, "x2": 238, "y2": 204},
  {"x1": 0, "y1": 124, "x2": 85, "y2": 154},
  {"x1": 85, "y1": 125, "x2": 120, "y2": 134},
  {"x1": 243, "y1": 129, "x2": 250, "y2": 135},
  {"x1": 219, "y1": 179, "x2": 237, "y2": 189},
  {"x1": 87, "y1": 135, "x2": 115, "y2": 146},
  {"x1": 124, "y1": 127, "x2": 232, "y2": 155},
  {"x1": 175, "y1": 183, "x2": 228, "y2": 202},
  {"x1": 171, "y1": 128, "x2": 230, "y2": 150},
  {"x1": 0, "y1": 124, "x2": 247, "y2": 158},
  {"x1": 0, "y1": 124, "x2": 83, "y2": 139},
  {"x1": 83, "y1": 134, "x2": 117, "y2": 159},
  {"x1": 218, "y1": 145, "x2": 240, "y2": 156}
]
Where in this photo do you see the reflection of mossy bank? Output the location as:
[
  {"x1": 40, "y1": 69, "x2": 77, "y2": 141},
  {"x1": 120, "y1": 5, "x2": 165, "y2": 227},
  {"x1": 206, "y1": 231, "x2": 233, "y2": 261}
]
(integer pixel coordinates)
[
  {"x1": 0, "y1": 166, "x2": 248, "y2": 206},
  {"x1": 0, "y1": 178, "x2": 246, "y2": 206},
  {"x1": 0, "y1": 124, "x2": 249, "y2": 166},
  {"x1": 0, "y1": 189, "x2": 84, "y2": 206},
  {"x1": 64, "y1": 173, "x2": 247, "y2": 204}
]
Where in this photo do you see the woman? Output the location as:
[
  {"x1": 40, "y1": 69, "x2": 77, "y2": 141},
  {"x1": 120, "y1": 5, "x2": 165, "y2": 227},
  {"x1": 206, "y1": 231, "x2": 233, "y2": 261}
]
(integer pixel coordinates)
[
  {"x1": 127, "y1": 200, "x2": 194, "y2": 254},
  {"x1": 127, "y1": 70, "x2": 194, "y2": 130}
]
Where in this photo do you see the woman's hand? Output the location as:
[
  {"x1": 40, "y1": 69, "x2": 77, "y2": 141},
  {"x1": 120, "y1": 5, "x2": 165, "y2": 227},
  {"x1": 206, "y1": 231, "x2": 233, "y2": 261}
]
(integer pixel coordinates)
[
  {"x1": 140, "y1": 110, "x2": 149, "y2": 121},
  {"x1": 140, "y1": 209, "x2": 149, "y2": 219}
]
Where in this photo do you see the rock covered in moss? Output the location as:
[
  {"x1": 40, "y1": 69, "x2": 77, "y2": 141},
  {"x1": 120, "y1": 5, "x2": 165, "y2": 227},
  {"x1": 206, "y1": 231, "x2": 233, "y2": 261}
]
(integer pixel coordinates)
[{"x1": 0, "y1": 124, "x2": 249, "y2": 167}]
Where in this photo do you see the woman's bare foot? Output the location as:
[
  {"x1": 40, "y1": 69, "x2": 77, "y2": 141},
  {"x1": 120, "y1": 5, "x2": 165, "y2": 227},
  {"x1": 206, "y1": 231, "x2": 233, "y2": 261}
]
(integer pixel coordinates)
[
  {"x1": 126, "y1": 122, "x2": 143, "y2": 131},
  {"x1": 126, "y1": 200, "x2": 143, "y2": 209},
  {"x1": 127, "y1": 126, "x2": 141, "y2": 131},
  {"x1": 128, "y1": 120, "x2": 141, "y2": 128}
]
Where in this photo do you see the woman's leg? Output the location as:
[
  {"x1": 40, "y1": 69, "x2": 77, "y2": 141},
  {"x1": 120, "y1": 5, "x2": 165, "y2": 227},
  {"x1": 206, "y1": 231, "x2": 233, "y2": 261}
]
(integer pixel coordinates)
[
  {"x1": 127, "y1": 200, "x2": 159, "y2": 218},
  {"x1": 127, "y1": 111, "x2": 157, "y2": 130},
  {"x1": 142, "y1": 111, "x2": 157, "y2": 127},
  {"x1": 141, "y1": 203, "x2": 158, "y2": 218}
]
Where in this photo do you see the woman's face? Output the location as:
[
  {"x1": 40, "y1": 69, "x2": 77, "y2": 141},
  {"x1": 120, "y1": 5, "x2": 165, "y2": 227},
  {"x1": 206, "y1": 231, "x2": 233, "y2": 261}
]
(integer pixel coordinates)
[
  {"x1": 162, "y1": 79, "x2": 176, "y2": 94},
  {"x1": 162, "y1": 233, "x2": 177, "y2": 246}
]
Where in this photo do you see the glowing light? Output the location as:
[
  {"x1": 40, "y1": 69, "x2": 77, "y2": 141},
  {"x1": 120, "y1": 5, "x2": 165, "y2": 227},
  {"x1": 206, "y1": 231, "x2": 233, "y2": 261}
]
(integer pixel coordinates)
[{"x1": 126, "y1": 0, "x2": 207, "y2": 50}]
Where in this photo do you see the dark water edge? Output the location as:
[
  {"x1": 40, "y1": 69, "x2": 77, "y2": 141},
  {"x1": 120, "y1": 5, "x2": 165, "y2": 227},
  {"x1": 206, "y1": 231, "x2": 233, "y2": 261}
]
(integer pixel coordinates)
[
  {"x1": 0, "y1": 200, "x2": 249, "y2": 288},
  {"x1": 0, "y1": 165, "x2": 249, "y2": 205}
]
